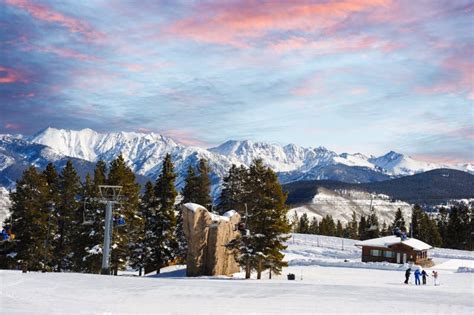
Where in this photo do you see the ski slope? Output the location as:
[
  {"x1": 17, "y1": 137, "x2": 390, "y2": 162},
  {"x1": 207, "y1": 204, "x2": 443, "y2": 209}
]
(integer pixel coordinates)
[{"x1": 1, "y1": 234, "x2": 473, "y2": 314}]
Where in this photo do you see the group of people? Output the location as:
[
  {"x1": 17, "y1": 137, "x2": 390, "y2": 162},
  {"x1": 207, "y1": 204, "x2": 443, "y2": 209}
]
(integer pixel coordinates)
[{"x1": 405, "y1": 267, "x2": 439, "y2": 286}]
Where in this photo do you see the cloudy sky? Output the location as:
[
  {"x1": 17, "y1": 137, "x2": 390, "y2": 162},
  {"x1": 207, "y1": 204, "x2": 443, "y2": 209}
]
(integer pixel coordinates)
[{"x1": 1, "y1": 0, "x2": 473, "y2": 162}]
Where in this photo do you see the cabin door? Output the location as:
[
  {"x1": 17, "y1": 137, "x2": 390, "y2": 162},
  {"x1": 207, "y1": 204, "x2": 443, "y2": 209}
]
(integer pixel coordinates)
[
  {"x1": 402, "y1": 253, "x2": 407, "y2": 263},
  {"x1": 396, "y1": 253, "x2": 401, "y2": 264}
]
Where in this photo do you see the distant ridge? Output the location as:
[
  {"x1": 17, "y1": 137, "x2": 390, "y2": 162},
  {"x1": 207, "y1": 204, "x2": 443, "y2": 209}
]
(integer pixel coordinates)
[{"x1": 284, "y1": 169, "x2": 474, "y2": 205}]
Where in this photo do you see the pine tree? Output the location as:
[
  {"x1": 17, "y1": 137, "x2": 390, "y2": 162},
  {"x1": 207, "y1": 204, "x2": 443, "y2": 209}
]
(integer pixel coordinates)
[
  {"x1": 358, "y1": 215, "x2": 367, "y2": 240},
  {"x1": 444, "y1": 203, "x2": 472, "y2": 250},
  {"x1": 41, "y1": 163, "x2": 60, "y2": 270},
  {"x1": 391, "y1": 208, "x2": 407, "y2": 232},
  {"x1": 150, "y1": 153, "x2": 178, "y2": 274},
  {"x1": 247, "y1": 159, "x2": 291, "y2": 279},
  {"x1": 347, "y1": 211, "x2": 358, "y2": 239},
  {"x1": 319, "y1": 215, "x2": 336, "y2": 236},
  {"x1": 336, "y1": 220, "x2": 344, "y2": 237},
  {"x1": 9, "y1": 166, "x2": 51, "y2": 271},
  {"x1": 130, "y1": 181, "x2": 154, "y2": 276},
  {"x1": 366, "y1": 208, "x2": 380, "y2": 239},
  {"x1": 217, "y1": 164, "x2": 247, "y2": 214},
  {"x1": 308, "y1": 217, "x2": 319, "y2": 234},
  {"x1": 437, "y1": 207, "x2": 449, "y2": 247},
  {"x1": 410, "y1": 204, "x2": 424, "y2": 239},
  {"x1": 77, "y1": 161, "x2": 108, "y2": 273},
  {"x1": 72, "y1": 173, "x2": 102, "y2": 273},
  {"x1": 227, "y1": 159, "x2": 291, "y2": 279},
  {"x1": 53, "y1": 160, "x2": 81, "y2": 271},
  {"x1": 297, "y1": 213, "x2": 310, "y2": 234},
  {"x1": 181, "y1": 165, "x2": 198, "y2": 204},
  {"x1": 107, "y1": 154, "x2": 142, "y2": 275},
  {"x1": 195, "y1": 159, "x2": 212, "y2": 209}
]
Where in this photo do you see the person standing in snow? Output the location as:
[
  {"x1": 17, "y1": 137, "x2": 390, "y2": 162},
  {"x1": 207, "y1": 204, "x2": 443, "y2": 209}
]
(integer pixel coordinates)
[
  {"x1": 404, "y1": 268, "x2": 411, "y2": 284},
  {"x1": 414, "y1": 269, "x2": 421, "y2": 285},
  {"x1": 432, "y1": 270, "x2": 439, "y2": 286},
  {"x1": 421, "y1": 270, "x2": 429, "y2": 285}
]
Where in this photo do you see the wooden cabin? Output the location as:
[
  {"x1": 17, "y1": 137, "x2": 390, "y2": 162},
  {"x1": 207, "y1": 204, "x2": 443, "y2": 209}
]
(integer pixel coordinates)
[{"x1": 355, "y1": 236, "x2": 433, "y2": 267}]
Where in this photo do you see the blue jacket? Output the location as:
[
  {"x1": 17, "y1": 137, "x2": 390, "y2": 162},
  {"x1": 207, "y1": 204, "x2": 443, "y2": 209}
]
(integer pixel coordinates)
[{"x1": 414, "y1": 270, "x2": 421, "y2": 277}]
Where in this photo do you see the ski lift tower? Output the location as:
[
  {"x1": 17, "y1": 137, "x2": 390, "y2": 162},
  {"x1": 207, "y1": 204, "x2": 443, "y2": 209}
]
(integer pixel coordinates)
[{"x1": 95, "y1": 185, "x2": 123, "y2": 275}]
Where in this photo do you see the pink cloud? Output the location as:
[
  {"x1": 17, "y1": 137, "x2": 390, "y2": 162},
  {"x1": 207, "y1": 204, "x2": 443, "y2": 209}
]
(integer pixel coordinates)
[
  {"x1": 0, "y1": 66, "x2": 26, "y2": 84},
  {"x1": 4, "y1": 123, "x2": 22, "y2": 130},
  {"x1": 417, "y1": 50, "x2": 474, "y2": 100},
  {"x1": 269, "y1": 35, "x2": 393, "y2": 55},
  {"x1": 161, "y1": 129, "x2": 211, "y2": 147},
  {"x1": 292, "y1": 75, "x2": 324, "y2": 97},
  {"x1": 22, "y1": 43, "x2": 99, "y2": 62},
  {"x1": 5, "y1": 0, "x2": 104, "y2": 42},
  {"x1": 167, "y1": 0, "x2": 390, "y2": 48}
]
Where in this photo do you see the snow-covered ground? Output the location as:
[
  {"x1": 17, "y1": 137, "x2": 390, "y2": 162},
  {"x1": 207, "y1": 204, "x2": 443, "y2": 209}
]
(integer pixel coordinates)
[{"x1": 1, "y1": 234, "x2": 473, "y2": 314}]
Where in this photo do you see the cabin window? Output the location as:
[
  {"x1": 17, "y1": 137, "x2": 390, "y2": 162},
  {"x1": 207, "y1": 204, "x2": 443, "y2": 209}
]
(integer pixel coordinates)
[
  {"x1": 383, "y1": 251, "x2": 395, "y2": 258},
  {"x1": 370, "y1": 249, "x2": 381, "y2": 257}
]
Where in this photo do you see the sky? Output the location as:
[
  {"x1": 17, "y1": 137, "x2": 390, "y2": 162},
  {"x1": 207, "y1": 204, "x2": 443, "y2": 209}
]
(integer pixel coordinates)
[{"x1": 0, "y1": 0, "x2": 473, "y2": 163}]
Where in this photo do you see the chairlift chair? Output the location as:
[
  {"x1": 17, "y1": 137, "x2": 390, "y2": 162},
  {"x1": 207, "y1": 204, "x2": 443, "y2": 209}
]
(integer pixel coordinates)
[{"x1": 82, "y1": 197, "x2": 95, "y2": 225}]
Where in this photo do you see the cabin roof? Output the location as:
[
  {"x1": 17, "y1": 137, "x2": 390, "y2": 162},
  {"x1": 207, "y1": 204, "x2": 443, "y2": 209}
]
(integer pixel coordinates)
[{"x1": 355, "y1": 235, "x2": 432, "y2": 251}]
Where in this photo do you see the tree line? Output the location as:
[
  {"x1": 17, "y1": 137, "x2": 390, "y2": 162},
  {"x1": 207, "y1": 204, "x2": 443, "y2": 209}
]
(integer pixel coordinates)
[
  {"x1": 0, "y1": 156, "x2": 292, "y2": 279},
  {"x1": 292, "y1": 203, "x2": 473, "y2": 250}
]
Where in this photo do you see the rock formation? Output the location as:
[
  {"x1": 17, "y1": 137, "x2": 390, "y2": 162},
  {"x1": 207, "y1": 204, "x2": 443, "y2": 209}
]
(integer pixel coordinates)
[{"x1": 182, "y1": 203, "x2": 241, "y2": 276}]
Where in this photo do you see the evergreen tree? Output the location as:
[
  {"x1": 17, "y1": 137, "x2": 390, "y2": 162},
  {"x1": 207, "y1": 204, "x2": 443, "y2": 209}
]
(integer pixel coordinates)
[
  {"x1": 41, "y1": 163, "x2": 60, "y2": 270},
  {"x1": 445, "y1": 203, "x2": 472, "y2": 250},
  {"x1": 107, "y1": 154, "x2": 142, "y2": 275},
  {"x1": 358, "y1": 215, "x2": 368, "y2": 240},
  {"x1": 227, "y1": 159, "x2": 291, "y2": 279},
  {"x1": 336, "y1": 220, "x2": 344, "y2": 237},
  {"x1": 366, "y1": 208, "x2": 380, "y2": 239},
  {"x1": 297, "y1": 213, "x2": 310, "y2": 234},
  {"x1": 308, "y1": 217, "x2": 319, "y2": 234},
  {"x1": 130, "y1": 181, "x2": 155, "y2": 275},
  {"x1": 8, "y1": 166, "x2": 50, "y2": 271},
  {"x1": 53, "y1": 160, "x2": 81, "y2": 271},
  {"x1": 437, "y1": 207, "x2": 449, "y2": 247},
  {"x1": 181, "y1": 165, "x2": 198, "y2": 204},
  {"x1": 245, "y1": 159, "x2": 290, "y2": 279},
  {"x1": 217, "y1": 164, "x2": 247, "y2": 214},
  {"x1": 72, "y1": 173, "x2": 102, "y2": 273},
  {"x1": 195, "y1": 159, "x2": 212, "y2": 209},
  {"x1": 346, "y1": 211, "x2": 358, "y2": 239},
  {"x1": 391, "y1": 208, "x2": 407, "y2": 232},
  {"x1": 410, "y1": 204, "x2": 424, "y2": 238},
  {"x1": 150, "y1": 153, "x2": 178, "y2": 274},
  {"x1": 77, "y1": 161, "x2": 108, "y2": 273},
  {"x1": 319, "y1": 215, "x2": 336, "y2": 236}
]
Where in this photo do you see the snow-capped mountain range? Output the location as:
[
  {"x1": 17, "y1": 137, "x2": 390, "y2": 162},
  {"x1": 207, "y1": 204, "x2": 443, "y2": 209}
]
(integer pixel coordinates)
[{"x1": 1, "y1": 127, "x2": 472, "y2": 193}]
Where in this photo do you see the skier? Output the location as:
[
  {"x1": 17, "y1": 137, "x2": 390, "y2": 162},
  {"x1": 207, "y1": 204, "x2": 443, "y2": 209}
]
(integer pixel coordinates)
[
  {"x1": 404, "y1": 267, "x2": 411, "y2": 284},
  {"x1": 414, "y1": 268, "x2": 421, "y2": 285},
  {"x1": 432, "y1": 270, "x2": 439, "y2": 286},
  {"x1": 421, "y1": 270, "x2": 429, "y2": 285}
]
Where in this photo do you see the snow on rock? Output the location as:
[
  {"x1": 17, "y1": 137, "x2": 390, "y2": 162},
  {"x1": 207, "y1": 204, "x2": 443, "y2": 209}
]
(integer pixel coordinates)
[{"x1": 28, "y1": 128, "x2": 474, "y2": 188}]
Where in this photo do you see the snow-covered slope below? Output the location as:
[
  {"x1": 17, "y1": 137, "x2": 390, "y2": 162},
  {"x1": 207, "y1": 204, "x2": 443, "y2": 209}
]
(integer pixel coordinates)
[
  {"x1": 1, "y1": 233, "x2": 473, "y2": 314},
  {"x1": 288, "y1": 188, "x2": 412, "y2": 225}
]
